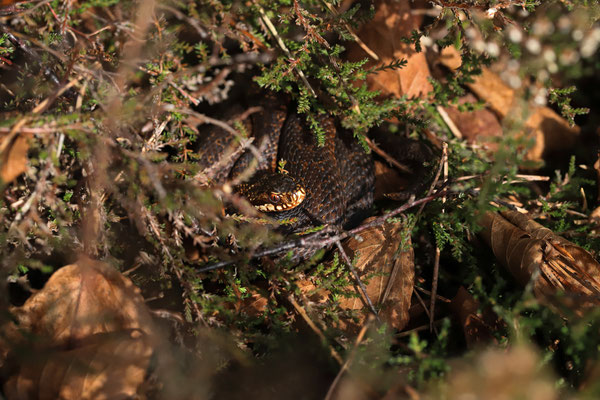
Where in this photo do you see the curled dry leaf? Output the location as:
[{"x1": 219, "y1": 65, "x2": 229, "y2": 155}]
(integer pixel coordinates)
[
  {"x1": 346, "y1": 0, "x2": 432, "y2": 99},
  {"x1": 438, "y1": 47, "x2": 579, "y2": 162},
  {"x1": 1, "y1": 257, "x2": 157, "y2": 400},
  {"x1": 479, "y1": 210, "x2": 600, "y2": 313},
  {"x1": 340, "y1": 218, "x2": 415, "y2": 331},
  {"x1": 0, "y1": 132, "x2": 29, "y2": 184}
]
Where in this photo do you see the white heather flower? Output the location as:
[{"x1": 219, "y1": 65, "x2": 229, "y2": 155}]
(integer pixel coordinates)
[
  {"x1": 559, "y1": 49, "x2": 580, "y2": 65},
  {"x1": 487, "y1": 42, "x2": 500, "y2": 57},
  {"x1": 508, "y1": 59, "x2": 520, "y2": 72},
  {"x1": 533, "y1": 20, "x2": 554, "y2": 36},
  {"x1": 581, "y1": 28, "x2": 600, "y2": 58},
  {"x1": 508, "y1": 75, "x2": 522, "y2": 89},
  {"x1": 465, "y1": 27, "x2": 477, "y2": 40},
  {"x1": 572, "y1": 29, "x2": 584, "y2": 41},
  {"x1": 507, "y1": 26, "x2": 523, "y2": 43},
  {"x1": 525, "y1": 38, "x2": 542, "y2": 54},
  {"x1": 420, "y1": 36, "x2": 433, "y2": 48},
  {"x1": 502, "y1": 70, "x2": 522, "y2": 89},
  {"x1": 473, "y1": 39, "x2": 486, "y2": 53},
  {"x1": 557, "y1": 16, "x2": 571, "y2": 33},
  {"x1": 543, "y1": 48, "x2": 556, "y2": 63}
]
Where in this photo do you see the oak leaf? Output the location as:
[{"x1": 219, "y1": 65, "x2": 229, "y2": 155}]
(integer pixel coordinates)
[
  {"x1": 0, "y1": 132, "x2": 29, "y2": 184},
  {"x1": 346, "y1": 0, "x2": 432, "y2": 99},
  {"x1": 339, "y1": 218, "x2": 414, "y2": 331},
  {"x1": 8, "y1": 257, "x2": 156, "y2": 344},
  {"x1": 1, "y1": 257, "x2": 157, "y2": 399},
  {"x1": 442, "y1": 94, "x2": 503, "y2": 149},
  {"x1": 438, "y1": 48, "x2": 579, "y2": 162}
]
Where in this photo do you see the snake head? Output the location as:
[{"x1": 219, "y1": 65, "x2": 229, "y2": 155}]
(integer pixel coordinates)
[{"x1": 236, "y1": 171, "x2": 306, "y2": 212}]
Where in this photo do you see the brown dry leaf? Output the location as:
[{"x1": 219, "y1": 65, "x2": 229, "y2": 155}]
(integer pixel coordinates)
[
  {"x1": 442, "y1": 94, "x2": 503, "y2": 149},
  {"x1": 594, "y1": 152, "x2": 599, "y2": 201},
  {"x1": 591, "y1": 207, "x2": 600, "y2": 226},
  {"x1": 339, "y1": 218, "x2": 415, "y2": 331},
  {"x1": 1, "y1": 257, "x2": 157, "y2": 399},
  {"x1": 4, "y1": 330, "x2": 152, "y2": 400},
  {"x1": 8, "y1": 257, "x2": 156, "y2": 344},
  {"x1": 479, "y1": 210, "x2": 600, "y2": 313},
  {"x1": 346, "y1": 0, "x2": 432, "y2": 99},
  {"x1": 241, "y1": 290, "x2": 269, "y2": 317},
  {"x1": 438, "y1": 47, "x2": 579, "y2": 162},
  {"x1": 0, "y1": 132, "x2": 29, "y2": 184},
  {"x1": 450, "y1": 287, "x2": 504, "y2": 348}
]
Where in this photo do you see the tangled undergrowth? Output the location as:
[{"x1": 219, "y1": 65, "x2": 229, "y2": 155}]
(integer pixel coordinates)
[{"x1": 1, "y1": 0, "x2": 600, "y2": 398}]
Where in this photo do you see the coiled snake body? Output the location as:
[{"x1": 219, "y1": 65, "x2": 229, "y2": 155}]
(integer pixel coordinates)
[{"x1": 198, "y1": 96, "x2": 375, "y2": 231}]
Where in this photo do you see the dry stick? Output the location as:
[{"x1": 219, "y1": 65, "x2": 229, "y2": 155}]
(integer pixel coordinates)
[
  {"x1": 429, "y1": 248, "x2": 441, "y2": 334},
  {"x1": 0, "y1": 27, "x2": 77, "y2": 99},
  {"x1": 319, "y1": 0, "x2": 379, "y2": 61},
  {"x1": 324, "y1": 315, "x2": 374, "y2": 400},
  {"x1": 396, "y1": 319, "x2": 446, "y2": 338},
  {"x1": 413, "y1": 288, "x2": 432, "y2": 322},
  {"x1": 429, "y1": 143, "x2": 448, "y2": 334},
  {"x1": 436, "y1": 105, "x2": 463, "y2": 139},
  {"x1": 165, "y1": 106, "x2": 265, "y2": 166},
  {"x1": 256, "y1": 5, "x2": 317, "y2": 98},
  {"x1": 335, "y1": 240, "x2": 380, "y2": 320},
  {"x1": 365, "y1": 137, "x2": 413, "y2": 173},
  {"x1": 288, "y1": 295, "x2": 343, "y2": 365},
  {"x1": 32, "y1": 77, "x2": 81, "y2": 114},
  {"x1": 196, "y1": 190, "x2": 450, "y2": 273},
  {"x1": 197, "y1": 240, "x2": 302, "y2": 273},
  {"x1": 157, "y1": 3, "x2": 208, "y2": 38},
  {"x1": 415, "y1": 285, "x2": 451, "y2": 303}
]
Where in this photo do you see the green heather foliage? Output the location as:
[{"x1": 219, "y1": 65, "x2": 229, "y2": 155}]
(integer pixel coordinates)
[{"x1": 0, "y1": 0, "x2": 599, "y2": 397}]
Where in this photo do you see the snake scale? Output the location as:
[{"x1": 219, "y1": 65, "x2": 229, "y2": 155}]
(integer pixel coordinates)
[{"x1": 197, "y1": 93, "x2": 375, "y2": 232}]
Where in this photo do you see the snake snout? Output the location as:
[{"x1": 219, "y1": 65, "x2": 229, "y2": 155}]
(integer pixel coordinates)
[{"x1": 236, "y1": 171, "x2": 306, "y2": 212}]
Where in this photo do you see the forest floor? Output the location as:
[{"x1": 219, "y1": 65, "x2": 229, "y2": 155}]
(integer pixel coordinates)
[{"x1": 0, "y1": 0, "x2": 600, "y2": 399}]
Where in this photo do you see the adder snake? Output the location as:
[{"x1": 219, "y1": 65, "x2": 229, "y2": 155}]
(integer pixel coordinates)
[{"x1": 197, "y1": 94, "x2": 375, "y2": 231}]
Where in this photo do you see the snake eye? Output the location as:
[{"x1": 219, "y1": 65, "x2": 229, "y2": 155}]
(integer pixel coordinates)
[{"x1": 269, "y1": 193, "x2": 281, "y2": 203}]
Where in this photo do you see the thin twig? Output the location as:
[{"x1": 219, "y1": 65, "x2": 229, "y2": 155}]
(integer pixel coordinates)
[
  {"x1": 436, "y1": 105, "x2": 463, "y2": 139},
  {"x1": 324, "y1": 315, "x2": 374, "y2": 400},
  {"x1": 197, "y1": 189, "x2": 451, "y2": 272},
  {"x1": 196, "y1": 240, "x2": 302, "y2": 273},
  {"x1": 365, "y1": 136, "x2": 412, "y2": 173},
  {"x1": 288, "y1": 295, "x2": 343, "y2": 365},
  {"x1": 256, "y1": 5, "x2": 317, "y2": 98},
  {"x1": 429, "y1": 248, "x2": 441, "y2": 334},
  {"x1": 429, "y1": 143, "x2": 448, "y2": 334},
  {"x1": 165, "y1": 106, "x2": 265, "y2": 165},
  {"x1": 320, "y1": 0, "x2": 379, "y2": 61},
  {"x1": 415, "y1": 286, "x2": 451, "y2": 303},
  {"x1": 335, "y1": 240, "x2": 380, "y2": 321},
  {"x1": 413, "y1": 288, "x2": 432, "y2": 321}
]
